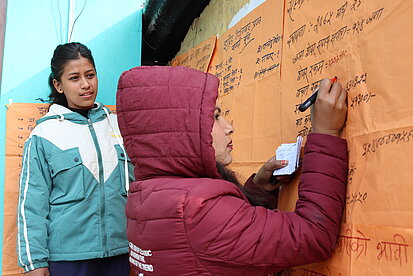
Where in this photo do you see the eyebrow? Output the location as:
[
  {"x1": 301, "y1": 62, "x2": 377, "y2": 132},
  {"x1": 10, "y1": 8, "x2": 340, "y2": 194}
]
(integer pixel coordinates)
[{"x1": 67, "y1": 69, "x2": 95, "y2": 76}]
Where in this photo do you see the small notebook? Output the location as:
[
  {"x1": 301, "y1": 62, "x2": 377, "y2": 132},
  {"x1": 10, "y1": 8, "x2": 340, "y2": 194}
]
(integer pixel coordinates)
[{"x1": 273, "y1": 136, "x2": 303, "y2": 176}]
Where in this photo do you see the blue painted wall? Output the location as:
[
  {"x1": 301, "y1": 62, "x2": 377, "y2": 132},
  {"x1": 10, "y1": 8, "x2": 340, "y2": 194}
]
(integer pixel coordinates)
[{"x1": 0, "y1": 0, "x2": 143, "y2": 272}]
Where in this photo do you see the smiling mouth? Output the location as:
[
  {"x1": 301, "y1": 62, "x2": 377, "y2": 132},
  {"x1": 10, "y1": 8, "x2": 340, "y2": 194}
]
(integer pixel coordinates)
[{"x1": 80, "y1": 92, "x2": 94, "y2": 97}]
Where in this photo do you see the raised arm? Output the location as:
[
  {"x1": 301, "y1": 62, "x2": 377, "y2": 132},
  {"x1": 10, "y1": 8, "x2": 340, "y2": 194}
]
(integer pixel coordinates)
[{"x1": 186, "y1": 78, "x2": 348, "y2": 273}]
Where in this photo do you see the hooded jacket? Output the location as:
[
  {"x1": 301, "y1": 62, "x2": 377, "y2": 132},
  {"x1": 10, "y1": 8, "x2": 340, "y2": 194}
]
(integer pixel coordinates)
[
  {"x1": 116, "y1": 66, "x2": 348, "y2": 276},
  {"x1": 17, "y1": 103, "x2": 134, "y2": 272}
]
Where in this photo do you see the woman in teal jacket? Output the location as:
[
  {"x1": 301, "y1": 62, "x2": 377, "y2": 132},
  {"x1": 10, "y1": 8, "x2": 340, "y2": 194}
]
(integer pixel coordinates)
[{"x1": 17, "y1": 42, "x2": 134, "y2": 276}]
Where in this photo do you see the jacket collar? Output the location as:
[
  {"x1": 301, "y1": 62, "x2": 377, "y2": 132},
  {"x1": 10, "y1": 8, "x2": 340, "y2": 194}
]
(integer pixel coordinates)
[{"x1": 37, "y1": 103, "x2": 109, "y2": 125}]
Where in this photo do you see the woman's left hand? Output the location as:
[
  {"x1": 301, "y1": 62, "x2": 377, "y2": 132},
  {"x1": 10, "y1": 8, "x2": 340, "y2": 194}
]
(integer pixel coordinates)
[{"x1": 253, "y1": 156, "x2": 292, "y2": 192}]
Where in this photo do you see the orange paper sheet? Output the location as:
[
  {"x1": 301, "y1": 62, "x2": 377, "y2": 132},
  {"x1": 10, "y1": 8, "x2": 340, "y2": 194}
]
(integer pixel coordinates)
[
  {"x1": 3, "y1": 0, "x2": 413, "y2": 274},
  {"x1": 2, "y1": 103, "x2": 115, "y2": 275},
  {"x1": 278, "y1": 0, "x2": 413, "y2": 275},
  {"x1": 188, "y1": 0, "x2": 413, "y2": 275},
  {"x1": 208, "y1": 0, "x2": 284, "y2": 179},
  {"x1": 170, "y1": 35, "x2": 216, "y2": 72}
]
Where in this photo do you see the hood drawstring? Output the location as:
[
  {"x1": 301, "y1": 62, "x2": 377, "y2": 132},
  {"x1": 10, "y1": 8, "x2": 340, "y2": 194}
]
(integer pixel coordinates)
[
  {"x1": 103, "y1": 107, "x2": 130, "y2": 193},
  {"x1": 49, "y1": 104, "x2": 66, "y2": 121},
  {"x1": 57, "y1": 112, "x2": 65, "y2": 122}
]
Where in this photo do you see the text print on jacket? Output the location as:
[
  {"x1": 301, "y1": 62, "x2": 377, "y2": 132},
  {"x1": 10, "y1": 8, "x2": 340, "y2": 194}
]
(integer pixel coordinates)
[
  {"x1": 17, "y1": 103, "x2": 134, "y2": 272},
  {"x1": 116, "y1": 66, "x2": 348, "y2": 276}
]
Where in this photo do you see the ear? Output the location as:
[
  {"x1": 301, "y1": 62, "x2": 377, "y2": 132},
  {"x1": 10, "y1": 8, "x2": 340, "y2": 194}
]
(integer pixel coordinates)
[{"x1": 52, "y1": 79, "x2": 63, "y2": 94}]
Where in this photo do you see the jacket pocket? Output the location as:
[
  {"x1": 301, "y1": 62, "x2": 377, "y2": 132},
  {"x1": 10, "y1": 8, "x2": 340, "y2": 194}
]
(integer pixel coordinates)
[
  {"x1": 114, "y1": 144, "x2": 134, "y2": 196},
  {"x1": 49, "y1": 147, "x2": 85, "y2": 204}
]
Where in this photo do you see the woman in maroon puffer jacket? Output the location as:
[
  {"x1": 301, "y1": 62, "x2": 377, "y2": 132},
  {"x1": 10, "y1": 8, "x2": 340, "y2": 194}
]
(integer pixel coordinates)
[{"x1": 116, "y1": 66, "x2": 348, "y2": 276}]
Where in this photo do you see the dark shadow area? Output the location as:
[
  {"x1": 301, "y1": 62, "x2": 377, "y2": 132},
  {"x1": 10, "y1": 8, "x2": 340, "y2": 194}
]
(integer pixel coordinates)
[{"x1": 142, "y1": 0, "x2": 211, "y2": 65}]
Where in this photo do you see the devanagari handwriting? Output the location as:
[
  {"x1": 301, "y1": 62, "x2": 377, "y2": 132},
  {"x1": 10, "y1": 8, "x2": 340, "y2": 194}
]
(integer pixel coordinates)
[
  {"x1": 257, "y1": 34, "x2": 282, "y2": 53},
  {"x1": 289, "y1": 6, "x2": 385, "y2": 65},
  {"x1": 348, "y1": 162, "x2": 357, "y2": 185},
  {"x1": 345, "y1": 72, "x2": 367, "y2": 91},
  {"x1": 377, "y1": 234, "x2": 409, "y2": 267},
  {"x1": 346, "y1": 191, "x2": 368, "y2": 205},
  {"x1": 362, "y1": 129, "x2": 413, "y2": 157},
  {"x1": 224, "y1": 17, "x2": 262, "y2": 53},
  {"x1": 286, "y1": 0, "x2": 306, "y2": 22},
  {"x1": 336, "y1": 229, "x2": 371, "y2": 259},
  {"x1": 350, "y1": 91, "x2": 376, "y2": 109}
]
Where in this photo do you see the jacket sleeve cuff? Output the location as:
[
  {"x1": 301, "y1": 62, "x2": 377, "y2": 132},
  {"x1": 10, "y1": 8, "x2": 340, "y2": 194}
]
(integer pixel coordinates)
[
  {"x1": 306, "y1": 133, "x2": 348, "y2": 161},
  {"x1": 242, "y1": 174, "x2": 279, "y2": 209},
  {"x1": 24, "y1": 261, "x2": 49, "y2": 272}
]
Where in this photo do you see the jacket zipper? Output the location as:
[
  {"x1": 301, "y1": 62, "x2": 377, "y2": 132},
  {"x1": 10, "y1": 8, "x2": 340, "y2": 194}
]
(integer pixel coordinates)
[{"x1": 88, "y1": 118, "x2": 108, "y2": 257}]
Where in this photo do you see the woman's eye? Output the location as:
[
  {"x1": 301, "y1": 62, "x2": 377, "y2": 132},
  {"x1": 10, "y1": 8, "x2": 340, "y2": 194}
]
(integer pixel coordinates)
[
  {"x1": 87, "y1": 73, "x2": 95, "y2": 78},
  {"x1": 69, "y1": 76, "x2": 78, "y2": 81},
  {"x1": 214, "y1": 114, "x2": 220, "y2": 120}
]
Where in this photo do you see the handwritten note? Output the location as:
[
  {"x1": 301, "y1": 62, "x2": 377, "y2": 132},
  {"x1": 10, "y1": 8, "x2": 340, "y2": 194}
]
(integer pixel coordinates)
[
  {"x1": 180, "y1": 0, "x2": 413, "y2": 274},
  {"x1": 170, "y1": 35, "x2": 216, "y2": 72},
  {"x1": 273, "y1": 136, "x2": 302, "y2": 175},
  {"x1": 279, "y1": 1, "x2": 387, "y2": 142},
  {"x1": 277, "y1": 0, "x2": 413, "y2": 275},
  {"x1": 208, "y1": 0, "x2": 284, "y2": 179}
]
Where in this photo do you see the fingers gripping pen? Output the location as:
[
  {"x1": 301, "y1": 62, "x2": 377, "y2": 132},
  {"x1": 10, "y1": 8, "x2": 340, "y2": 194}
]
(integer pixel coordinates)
[{"x1": 298, "y1": 77, "x2": 338, "y2": 112}]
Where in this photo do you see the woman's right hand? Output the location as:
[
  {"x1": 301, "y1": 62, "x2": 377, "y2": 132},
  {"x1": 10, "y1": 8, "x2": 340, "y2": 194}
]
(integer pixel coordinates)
[
  {"x1": 311, "y1": 78, "x2": 347, "y2": 136},
  {"x1": 26, "y1": 267, "x2": 50, "y2": 276}
]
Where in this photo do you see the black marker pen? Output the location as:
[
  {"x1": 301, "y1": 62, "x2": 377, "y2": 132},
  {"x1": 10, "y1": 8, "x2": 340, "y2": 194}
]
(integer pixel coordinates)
[{"x1": 298, "y1": 76, "x2": 338, "y2": 112}]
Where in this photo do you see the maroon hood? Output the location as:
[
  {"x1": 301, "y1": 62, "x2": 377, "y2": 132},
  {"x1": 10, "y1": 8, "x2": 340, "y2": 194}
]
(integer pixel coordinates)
[{"x1": 116, "y1": 66, "x2": 221, "y2": 180}]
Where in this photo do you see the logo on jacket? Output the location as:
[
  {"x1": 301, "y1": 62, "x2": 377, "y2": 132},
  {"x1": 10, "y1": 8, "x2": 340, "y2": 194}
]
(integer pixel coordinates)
[{"x1": 129, "y1": 242, "x2": 154, "y2": 272}]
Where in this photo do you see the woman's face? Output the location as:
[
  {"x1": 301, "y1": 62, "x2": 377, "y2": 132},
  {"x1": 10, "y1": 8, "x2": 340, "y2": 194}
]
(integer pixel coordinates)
[
  {"x1": 53, "y1": 57, "x2": 98, "y2": 109},
  {"x1": 211, "y1": 104, "x2": 234, "y2": 166}
]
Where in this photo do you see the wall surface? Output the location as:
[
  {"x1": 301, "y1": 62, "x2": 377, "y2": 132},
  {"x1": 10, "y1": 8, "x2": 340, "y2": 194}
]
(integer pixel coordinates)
[
  {"x1": 0, "y1": 0, "x2": 143, "y2": 273},
  {"x1": 173, "y1": 0, "x2": 413, "y2": 275},
  {"x1": 0, "y1": 0, "x2": 7, "y2": 87},
  {"x1": 178, "y1": 0, "x2": 251, "y2": 55}
]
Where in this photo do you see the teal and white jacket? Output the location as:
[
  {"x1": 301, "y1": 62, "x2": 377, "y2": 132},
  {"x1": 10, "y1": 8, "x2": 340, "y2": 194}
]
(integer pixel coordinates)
[{"x1": 17, "y1": 103, "x2": 134, "y2": 272}]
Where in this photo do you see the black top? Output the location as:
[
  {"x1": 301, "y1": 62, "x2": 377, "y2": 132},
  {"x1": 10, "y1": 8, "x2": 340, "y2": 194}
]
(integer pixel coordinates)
[{"x1": 68, "y1": 107, "x2": 92, "y2": 118}]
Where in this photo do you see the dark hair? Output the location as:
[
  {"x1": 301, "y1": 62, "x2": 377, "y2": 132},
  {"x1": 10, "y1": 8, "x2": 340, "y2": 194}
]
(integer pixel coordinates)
[
  {"x1": 48, "y1": 42, "x2": 96, "y2": 106},
  {"x1": 216, "y1": 162, "x2": 241, "y2": 189}
]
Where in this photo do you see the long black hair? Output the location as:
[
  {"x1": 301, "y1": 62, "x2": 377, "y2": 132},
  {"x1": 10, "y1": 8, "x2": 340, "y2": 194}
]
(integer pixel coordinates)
[
  {"x1": 216, "y1": 162, "x2": 275, "y2": 208},
  {"x1": 216, "y1": 162, "x2": 241, "y2": 189},
  {"x1": 48, "y1": 42, "x2": 96, "y2": 107}
]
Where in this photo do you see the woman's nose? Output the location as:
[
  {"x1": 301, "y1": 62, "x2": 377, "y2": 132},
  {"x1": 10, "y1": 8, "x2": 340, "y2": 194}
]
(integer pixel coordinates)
[
  {"x1": 225, "y1": 120, "x2": 234, "y2": 135},
  {"x1": 80, "y1": 77, "x2": 90, "y2": 89}
]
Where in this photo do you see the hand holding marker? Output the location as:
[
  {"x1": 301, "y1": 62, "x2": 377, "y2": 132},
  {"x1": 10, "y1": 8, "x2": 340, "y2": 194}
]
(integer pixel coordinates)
[{"x1": 299, "y1": 77, "x2": 338, "y2": 112}]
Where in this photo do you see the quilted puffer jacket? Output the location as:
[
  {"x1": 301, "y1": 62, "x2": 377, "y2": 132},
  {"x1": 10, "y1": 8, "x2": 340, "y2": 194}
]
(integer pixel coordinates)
[{"x1": 116, "y1": 66, "x2": 348, "y2": 276}]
